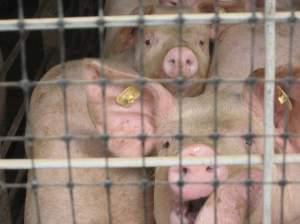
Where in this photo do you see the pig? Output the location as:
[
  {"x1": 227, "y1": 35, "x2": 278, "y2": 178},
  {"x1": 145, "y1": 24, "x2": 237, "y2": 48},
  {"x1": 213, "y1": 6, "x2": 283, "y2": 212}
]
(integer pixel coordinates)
[
  {"x1": 24, "y1": 58, "x2": 177, "y2": 224},
  {"x1": 0, "y1": 49, "x2": 6, "y2": 135},
  {"x1": 207, "y1": 22, "x2": 300, "y2": 94},
  {"x1": 194, "y1": 0, "x2": 300, "y2": 93},
  {"x1": 105, "y1": 5, "x2": 213, "y2": 97},
  {"x1": 152, "y1": 65, "x2": 300, "y2": 224}
]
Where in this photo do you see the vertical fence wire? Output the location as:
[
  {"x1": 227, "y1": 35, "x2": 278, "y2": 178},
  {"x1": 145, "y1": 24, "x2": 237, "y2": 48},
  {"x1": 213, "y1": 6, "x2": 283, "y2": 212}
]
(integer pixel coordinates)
[
  {"x1": 174, "y1": 1, "x2": 185, "y2": 224},
  {"x1": 57, "y1": 0, "x2": 77, "y2": 223},
  {"x1": 211, "y1": 1, "x2": 221, "y2": 223},
  {"x1": 263, "y1": 0, "x2": 276, "y2": 223},
  {"x1": 17, "y1": 0, "x2": 42, "y2": 223},
  {"x1": 136, "y1": 1, "x2": 151, "y2": 223},
  {"x1": 97, "y1": 1, "x2": 113, "y2": 223}
]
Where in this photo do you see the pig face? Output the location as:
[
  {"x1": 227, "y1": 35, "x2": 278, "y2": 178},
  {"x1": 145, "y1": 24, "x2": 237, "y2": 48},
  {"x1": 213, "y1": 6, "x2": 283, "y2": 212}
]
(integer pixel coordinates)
[
  {"x1": 154, "y1": 89, "x2": 264, "y2": 224},
  {"x1": 154, "y1": 65, "x2": 300, "y2": 224},
  {"x1": 110, "y1": 6, "x2": 212, "y2": 97}
]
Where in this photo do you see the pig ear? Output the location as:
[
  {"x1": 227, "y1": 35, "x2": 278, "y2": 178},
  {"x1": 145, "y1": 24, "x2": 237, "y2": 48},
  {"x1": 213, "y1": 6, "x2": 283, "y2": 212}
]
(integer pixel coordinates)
[
  {"x1": 83, "y1": 59, "x2": 176, "y2": 157},
  {"x1": 109, "y1": 5, "x2": 155, "y2": 55},
  {"x1": 110, "y1": 26, "x2": 138, "y2": 55},
  {"x1": 244, "y1": 66, "x2": 300, "y2": 153}
]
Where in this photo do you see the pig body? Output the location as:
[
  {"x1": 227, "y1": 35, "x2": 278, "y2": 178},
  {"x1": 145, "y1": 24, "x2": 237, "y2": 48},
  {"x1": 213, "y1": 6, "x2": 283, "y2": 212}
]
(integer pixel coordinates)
[
  {"x1": 25, "y1": 59, "x2": 155, "y2": 224},
  {"x1": 209, "y1": 23, "x2": 300, "y2": 93},
  {"x1": 154, "y1": 66, "x2": 300, "y2": 224}
]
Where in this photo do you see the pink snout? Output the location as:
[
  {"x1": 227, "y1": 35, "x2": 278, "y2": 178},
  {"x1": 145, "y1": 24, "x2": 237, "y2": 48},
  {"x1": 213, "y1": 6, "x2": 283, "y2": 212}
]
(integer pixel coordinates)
[
  {"x1": 168, "y1": 144, "x2": 228, "y2": 201},
  {"x1": 163, "y1": 47, "x2": 198, "y2": 79}
]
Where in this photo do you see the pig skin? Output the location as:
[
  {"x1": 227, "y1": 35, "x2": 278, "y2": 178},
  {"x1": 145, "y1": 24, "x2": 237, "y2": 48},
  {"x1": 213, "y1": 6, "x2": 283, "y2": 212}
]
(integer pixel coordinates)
[
  {"x1": 24, "y1": 59, "x2": 157, "y2": 224},
  {"x1": 154, "y1": 66, "x2": 300, "y2": 224}
]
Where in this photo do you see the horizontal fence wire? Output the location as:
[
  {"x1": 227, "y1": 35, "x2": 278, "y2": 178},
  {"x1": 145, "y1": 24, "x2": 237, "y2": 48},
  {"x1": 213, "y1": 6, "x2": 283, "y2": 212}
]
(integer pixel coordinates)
[
  {"x1": 1, "y1": 154, "x2": 300, "y2": 169},
  {"x1": 0, "y1": 12, "x2": 299, "y2": 32}
]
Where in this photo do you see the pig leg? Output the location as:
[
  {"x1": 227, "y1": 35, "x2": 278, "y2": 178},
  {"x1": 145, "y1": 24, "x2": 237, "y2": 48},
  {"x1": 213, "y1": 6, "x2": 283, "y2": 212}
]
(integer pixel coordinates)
[{"x1": 195, "y1": 170, "x2": 262, "y2": 224}]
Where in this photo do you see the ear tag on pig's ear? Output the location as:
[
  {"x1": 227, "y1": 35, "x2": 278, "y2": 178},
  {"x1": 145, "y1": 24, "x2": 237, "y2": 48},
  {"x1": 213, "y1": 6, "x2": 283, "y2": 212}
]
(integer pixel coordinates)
[
  {"x1": 116, "y1": 86, "x2": 141, "y2": 107},
  {"x1": 277, "y1": 86, "x2": 293, "y2": 111}
]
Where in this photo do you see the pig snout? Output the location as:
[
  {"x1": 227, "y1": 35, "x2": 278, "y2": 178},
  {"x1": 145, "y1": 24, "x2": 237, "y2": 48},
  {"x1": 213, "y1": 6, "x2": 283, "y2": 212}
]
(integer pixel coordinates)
[
  {"x1": 168, "y1": 144, "x2": 228, "y2": 201},
  {"x1": 163, "y1": 47, "x2": 199, "y2": 79}
]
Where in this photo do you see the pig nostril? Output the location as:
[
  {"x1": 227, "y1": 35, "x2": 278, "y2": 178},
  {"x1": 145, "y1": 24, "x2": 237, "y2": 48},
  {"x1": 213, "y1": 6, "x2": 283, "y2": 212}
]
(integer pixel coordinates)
[
  {"x1": 182, "y1": 167, "x2": 188, "y2": 174},
  {"x1": 169, "y1": 59, "x2": 176, "y2": 64},
  {"x1": 186, "y1": 59, "x2": 192, "y2": 65},
  {"x1": 206, "y1": 166, "x2": 214, "y2": 172}
]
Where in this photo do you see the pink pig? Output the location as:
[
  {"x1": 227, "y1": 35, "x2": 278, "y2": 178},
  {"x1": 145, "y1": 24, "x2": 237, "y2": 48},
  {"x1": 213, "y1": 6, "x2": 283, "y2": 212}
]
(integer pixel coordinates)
[
  {"x1": 25, "y1": 59, "x2": 175, "y2": 224},
  {"x1": 152, "y1": 66, "x2": 300, "y2": 224}
]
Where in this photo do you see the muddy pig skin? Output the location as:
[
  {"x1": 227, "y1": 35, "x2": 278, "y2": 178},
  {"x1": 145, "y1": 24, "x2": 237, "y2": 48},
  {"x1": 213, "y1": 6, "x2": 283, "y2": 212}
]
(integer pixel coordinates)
[
  {"x1": 105, "y1": 6, "x2": 213, "y2": 97},
  {"x1": 153, "y1": 65, "x2": 300, "y2": 224},
  {"x1": 24, "y1": 58, "x2": 176, "y2": 224}
]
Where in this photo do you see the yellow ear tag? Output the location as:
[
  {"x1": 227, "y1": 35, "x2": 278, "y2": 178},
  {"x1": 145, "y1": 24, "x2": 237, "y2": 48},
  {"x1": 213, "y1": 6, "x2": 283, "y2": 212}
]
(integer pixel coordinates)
[
  {"x1": 116, "y1": 86, "x2": 141, "y2": 107},
  {"x1": 277, "y1": 86, "x2": 293, "y2": 111}
]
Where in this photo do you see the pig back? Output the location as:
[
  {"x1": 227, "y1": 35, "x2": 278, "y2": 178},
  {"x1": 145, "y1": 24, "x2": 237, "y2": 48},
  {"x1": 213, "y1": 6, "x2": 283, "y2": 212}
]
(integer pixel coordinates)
[
  {"x1": 27, "y1": 59, "x2": 101, "y2": 158},
  {"x1": 209, "y1": 23, "x2": 300, "y2": 92}
]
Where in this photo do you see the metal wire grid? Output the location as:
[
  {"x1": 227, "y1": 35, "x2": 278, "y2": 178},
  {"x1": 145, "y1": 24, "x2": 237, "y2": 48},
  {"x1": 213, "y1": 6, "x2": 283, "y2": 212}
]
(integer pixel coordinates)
[{"x1": 0, "y1": 0, "x2": 299, "y2": 224}]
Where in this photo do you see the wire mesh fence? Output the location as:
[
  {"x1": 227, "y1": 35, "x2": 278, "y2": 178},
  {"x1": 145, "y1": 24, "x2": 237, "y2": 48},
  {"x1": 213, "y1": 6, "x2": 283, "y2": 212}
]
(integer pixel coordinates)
[{"x1": 0, "y1": 0, "x2": 300, "y2": 224}]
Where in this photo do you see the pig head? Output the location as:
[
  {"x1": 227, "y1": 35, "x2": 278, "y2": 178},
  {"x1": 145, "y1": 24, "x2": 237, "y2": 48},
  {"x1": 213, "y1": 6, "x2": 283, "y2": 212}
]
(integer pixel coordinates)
[
  {"x1": 153, "y1": 65, "x2": 300, "y2": 224},
  {"x1": 105, "y1": 5, "x2": 213, "y2": 97},
  {"x1": 25, "y1": 58, "x2": 176, "y2": 224}
]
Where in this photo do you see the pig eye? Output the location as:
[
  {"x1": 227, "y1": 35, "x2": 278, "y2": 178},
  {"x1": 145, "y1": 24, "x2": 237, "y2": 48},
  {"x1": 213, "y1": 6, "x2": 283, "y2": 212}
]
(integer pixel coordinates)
[
  {"x1": 163, "y1": 141, "x2": 170, "y2": 148},
  {"x1": 145, "y1": 39, "x2": 152, "y2": 47},
  {"x1": 199, "y1": 40, "x2": 205, "y2": 46}
]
